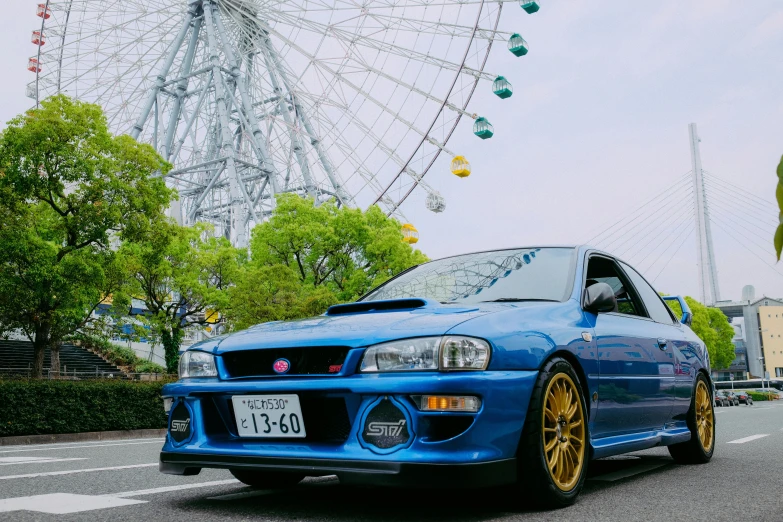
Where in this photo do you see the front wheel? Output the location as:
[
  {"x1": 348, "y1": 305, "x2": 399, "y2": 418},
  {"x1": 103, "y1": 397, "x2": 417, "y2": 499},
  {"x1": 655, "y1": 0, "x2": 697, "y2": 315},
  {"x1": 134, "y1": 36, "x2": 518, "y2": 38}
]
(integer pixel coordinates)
[
  {"x1": 668, "y1": 374, "x2": 714, "y2": 464},
  {"x1": 229, "y1": 469, "x2": 305, "y2": 489},
  {"x1": 514, "y1": 357, "x2": 589, "y2": 508}
]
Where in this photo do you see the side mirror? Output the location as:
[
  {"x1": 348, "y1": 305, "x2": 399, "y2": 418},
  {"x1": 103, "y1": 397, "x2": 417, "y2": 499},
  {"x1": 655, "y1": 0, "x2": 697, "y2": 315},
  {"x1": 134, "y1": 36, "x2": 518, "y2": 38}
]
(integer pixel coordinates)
[
  {"x1": 680, "y1": 310, "x2": 693, "y2": 327},
  {"x1": 584, "y1": 282, "x2": 616, "y2": 313}
]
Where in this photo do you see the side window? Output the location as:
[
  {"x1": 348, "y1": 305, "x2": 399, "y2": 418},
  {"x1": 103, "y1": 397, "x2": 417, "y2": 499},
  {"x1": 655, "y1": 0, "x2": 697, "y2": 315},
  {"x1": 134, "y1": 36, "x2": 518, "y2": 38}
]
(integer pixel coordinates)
[
  {"x1": 585, "y1": 256, "x2": 647, "y2": 318},
  {"x1": 620, "y1": 262, "x2": 675, "y2": 324}
]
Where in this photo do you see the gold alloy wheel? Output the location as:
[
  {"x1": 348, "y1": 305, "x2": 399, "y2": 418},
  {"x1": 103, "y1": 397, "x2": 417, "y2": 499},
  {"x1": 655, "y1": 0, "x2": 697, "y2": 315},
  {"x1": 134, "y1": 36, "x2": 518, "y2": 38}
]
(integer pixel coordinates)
[
  {"x1": 542, "y1": 373, "x2": 586, "y2": 491},
  {"x1": 695, "y1": 380, "x2": 714, "y2": 452}
]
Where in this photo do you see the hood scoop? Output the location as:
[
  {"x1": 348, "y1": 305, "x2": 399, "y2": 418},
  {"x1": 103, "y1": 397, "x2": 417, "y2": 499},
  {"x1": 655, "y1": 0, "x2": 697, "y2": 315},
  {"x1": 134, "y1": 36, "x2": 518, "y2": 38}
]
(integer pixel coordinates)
[{"x1": 325, "y1": 298, "x2": 429, "y2": 316}]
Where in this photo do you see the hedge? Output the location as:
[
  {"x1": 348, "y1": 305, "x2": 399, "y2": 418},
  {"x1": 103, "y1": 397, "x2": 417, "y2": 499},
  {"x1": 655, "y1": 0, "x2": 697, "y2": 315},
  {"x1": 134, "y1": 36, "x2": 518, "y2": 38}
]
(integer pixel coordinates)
[
  {"x1": 0, "y1": 379, "x2": 169, "y2": 437},
  {"x1": 748, "y1": 391, "x2": 778, "y2": 402}
]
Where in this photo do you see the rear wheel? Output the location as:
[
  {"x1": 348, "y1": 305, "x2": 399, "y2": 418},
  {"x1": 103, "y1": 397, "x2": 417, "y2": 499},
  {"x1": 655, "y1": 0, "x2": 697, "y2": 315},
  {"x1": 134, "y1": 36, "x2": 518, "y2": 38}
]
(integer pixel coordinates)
[
  {"x1": 668, "y1": 374, "x2": 714, "y2": 464},
  {"x1": 229, "y1": 469, "x2": 305, "y2": 489},
  {"x1": 514, "y1": 357, "x2": 589, "y2": 508}
]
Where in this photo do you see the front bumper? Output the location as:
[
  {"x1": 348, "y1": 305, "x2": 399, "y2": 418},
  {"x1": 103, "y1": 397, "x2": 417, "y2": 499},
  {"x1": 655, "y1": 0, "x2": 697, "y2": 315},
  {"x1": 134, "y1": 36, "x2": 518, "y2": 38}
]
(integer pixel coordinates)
[
  {"x1": 159, "y1": 452, "x2": 517, "y2": 488},
  {"x1": 160, "y1": 371, "x2": 537, "y2": 487}
]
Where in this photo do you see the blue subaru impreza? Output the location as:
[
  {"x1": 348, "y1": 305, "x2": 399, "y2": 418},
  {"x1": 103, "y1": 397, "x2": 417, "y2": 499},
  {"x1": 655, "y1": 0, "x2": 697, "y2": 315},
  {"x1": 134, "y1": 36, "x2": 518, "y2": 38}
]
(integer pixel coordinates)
[{"x1": 160, "y1": 246, "x2": 714, "y2": 507}]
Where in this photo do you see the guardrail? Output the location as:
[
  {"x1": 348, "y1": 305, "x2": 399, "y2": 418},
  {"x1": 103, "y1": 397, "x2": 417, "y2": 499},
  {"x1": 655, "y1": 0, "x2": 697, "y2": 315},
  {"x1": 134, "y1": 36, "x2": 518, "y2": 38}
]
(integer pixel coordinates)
[{"x1": 0, "y1": 367, "x2": 175, "y2": 381}]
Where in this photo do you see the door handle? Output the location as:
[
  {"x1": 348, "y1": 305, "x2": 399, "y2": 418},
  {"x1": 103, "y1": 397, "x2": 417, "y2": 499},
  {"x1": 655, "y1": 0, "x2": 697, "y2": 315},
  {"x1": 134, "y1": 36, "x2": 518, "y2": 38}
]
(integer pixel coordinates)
[{"x1": 657, "y1": 338, "x2": 668, "y2": 350}]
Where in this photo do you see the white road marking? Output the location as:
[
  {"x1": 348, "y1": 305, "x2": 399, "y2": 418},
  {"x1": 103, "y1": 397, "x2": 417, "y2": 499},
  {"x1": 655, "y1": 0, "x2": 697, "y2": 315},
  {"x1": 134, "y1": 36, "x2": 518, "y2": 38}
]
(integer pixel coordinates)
[
  {"x1": 0, "y1": 457, "x2": 87, "y2": 466},
  {"x1": 0, "y1": 493, "x2": 145, "y2": 515},
  {"x1": 0, "y1": 463, "x2": 157, "y2": 480},
  {"x1": 727, "y1": 434, "x2": 769, "y2": 444},
  {"x1": 0, "y1": 438, "x2": 165, "y2": 451},
  {"x1": 104, "y1": 479, "x2": 240, "y2": 498},
  {"x1": 0, "y1": 440, "x2": 163, "y2": 454}
]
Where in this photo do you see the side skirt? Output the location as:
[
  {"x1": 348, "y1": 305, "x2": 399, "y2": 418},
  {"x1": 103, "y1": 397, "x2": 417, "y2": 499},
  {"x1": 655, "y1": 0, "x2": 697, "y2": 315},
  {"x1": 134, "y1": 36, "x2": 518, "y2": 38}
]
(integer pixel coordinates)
[{"x1": 590, "y1": 424, "x2": 691, "y2": 460}]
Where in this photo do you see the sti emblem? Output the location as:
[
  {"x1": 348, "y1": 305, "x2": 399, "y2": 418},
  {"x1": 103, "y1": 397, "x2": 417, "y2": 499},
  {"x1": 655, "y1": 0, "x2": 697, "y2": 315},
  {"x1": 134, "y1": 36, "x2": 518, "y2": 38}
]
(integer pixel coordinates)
[{"x1": 273, "y1": 358, "x2": 290, "y2": 374}]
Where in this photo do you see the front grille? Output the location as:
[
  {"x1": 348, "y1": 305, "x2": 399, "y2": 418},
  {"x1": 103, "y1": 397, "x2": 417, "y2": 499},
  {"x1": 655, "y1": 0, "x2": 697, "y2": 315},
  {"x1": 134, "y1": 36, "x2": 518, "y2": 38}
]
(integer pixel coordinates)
[
  {"x1": 222, "y1": 347, "x2": 350, "y2": 378},
  {"x1": 218, "y1": 395, "x2": 352, "y2": 442}
]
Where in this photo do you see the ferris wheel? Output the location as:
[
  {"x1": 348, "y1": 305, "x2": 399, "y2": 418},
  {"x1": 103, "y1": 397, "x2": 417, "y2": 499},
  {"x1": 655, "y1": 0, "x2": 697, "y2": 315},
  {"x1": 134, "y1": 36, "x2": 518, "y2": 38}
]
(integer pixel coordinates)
[{"x1": 28, "y1": 0, "x2": 541, "y2": 246}]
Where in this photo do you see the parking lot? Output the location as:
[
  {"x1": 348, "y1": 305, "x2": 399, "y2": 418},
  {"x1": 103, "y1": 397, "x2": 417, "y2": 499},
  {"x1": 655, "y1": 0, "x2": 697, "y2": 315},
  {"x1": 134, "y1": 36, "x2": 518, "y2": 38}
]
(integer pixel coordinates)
[{"x1": 1, "y1": 401, "x2": 781, "y2": 522}]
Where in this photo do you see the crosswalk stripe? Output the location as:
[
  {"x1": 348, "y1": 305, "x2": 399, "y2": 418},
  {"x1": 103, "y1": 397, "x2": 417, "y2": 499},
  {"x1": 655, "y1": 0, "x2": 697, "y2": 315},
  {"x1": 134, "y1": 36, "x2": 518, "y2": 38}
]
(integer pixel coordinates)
[{"x1": 727, "y1": 434, "x2": 769, "y2": 444}]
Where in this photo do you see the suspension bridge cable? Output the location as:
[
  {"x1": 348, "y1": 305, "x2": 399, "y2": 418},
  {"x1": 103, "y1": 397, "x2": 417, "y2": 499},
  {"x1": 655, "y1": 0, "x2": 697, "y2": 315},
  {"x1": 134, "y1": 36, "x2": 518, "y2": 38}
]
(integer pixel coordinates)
[
  {"x1": 601, "y1": 189, "x2": 694, "y2": 254},
  {"x1": 704, "y1": 172, "x2": 778, "y2": 211},
  {"x1": 587, "y1": 175, "x2": 691, "y2": 245},
  {"x1": 705, "y1": 186, "x2": 778, "y2": 237},
  {"x1": 585, "y1": 173, "x2": 691, "y2": 244},
  {"x1": 707, "y1": 198, "x2": 775, "y2": 244},
  {"x1": 630, "y1": 207, "x2": 697, "y2": 274},
  {"x1": 614, "y1": 192, "x2": 695, "y2": 261},
  {"x1": 651, "y1": 224, "x2": 696, "y2": 285},
  {"x1": 602, "y1": 193, "x2": 694, "y2": 258},
  {"x1": 710, "y1": 212, "x2": 782, "y2": 265},
  {"x1": 638, "y1": 209, "x2": 696, "y2": 277},
  {"x1": 709, "y1": 219, "x2": 783, "y2": 280},
  {"x1": 595, "y1": 184, "x2": 694, "y2": 247},
  {"x1": 704, "y1": 180, "x2": 778, "y2": 227}
]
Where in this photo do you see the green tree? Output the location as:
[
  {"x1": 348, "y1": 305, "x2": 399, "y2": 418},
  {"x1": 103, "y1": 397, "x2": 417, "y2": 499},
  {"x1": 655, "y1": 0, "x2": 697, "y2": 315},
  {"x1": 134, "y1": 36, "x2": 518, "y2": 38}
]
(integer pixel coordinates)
[
  {"x1": 118, "y1": 221, "x2": 244, "y2": 373},
  {"x1": 0, "y1": 96, "x2": 172, "y2": 377},
  {"x1": 665, "y1": 296, "x2": 735, "y2": 369},
  {"x1": 227, "y1": 194, "x2": 427, "y2": 330}
]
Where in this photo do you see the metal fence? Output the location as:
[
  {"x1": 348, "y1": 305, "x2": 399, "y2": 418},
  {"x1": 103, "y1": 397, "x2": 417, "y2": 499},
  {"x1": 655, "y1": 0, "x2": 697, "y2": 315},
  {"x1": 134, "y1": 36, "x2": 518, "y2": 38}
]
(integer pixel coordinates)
[{"x1": 0, "y1": 367, "x2": 175, "y2": 381}]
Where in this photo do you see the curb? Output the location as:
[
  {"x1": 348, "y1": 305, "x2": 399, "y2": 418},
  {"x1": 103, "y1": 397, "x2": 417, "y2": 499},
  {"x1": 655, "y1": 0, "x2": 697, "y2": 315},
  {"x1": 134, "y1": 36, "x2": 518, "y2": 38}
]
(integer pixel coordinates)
[{"x1": 0, "y1": 428, "x2": 167, "y2": 446}]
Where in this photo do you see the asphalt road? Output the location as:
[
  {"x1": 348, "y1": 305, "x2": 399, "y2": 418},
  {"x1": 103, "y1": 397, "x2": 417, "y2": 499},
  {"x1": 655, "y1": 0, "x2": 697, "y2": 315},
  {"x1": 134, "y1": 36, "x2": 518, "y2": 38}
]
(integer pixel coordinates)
[{"x1": 1, "y1": 401, "x2": 782, "y2": 522}]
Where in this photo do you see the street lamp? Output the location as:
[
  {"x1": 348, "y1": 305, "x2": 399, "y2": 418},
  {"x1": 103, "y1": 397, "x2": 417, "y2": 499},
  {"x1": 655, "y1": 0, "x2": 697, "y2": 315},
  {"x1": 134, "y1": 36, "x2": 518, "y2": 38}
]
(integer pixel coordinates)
[{"x1": 758, "y1": 356, "x2": 766, "y2": 391}]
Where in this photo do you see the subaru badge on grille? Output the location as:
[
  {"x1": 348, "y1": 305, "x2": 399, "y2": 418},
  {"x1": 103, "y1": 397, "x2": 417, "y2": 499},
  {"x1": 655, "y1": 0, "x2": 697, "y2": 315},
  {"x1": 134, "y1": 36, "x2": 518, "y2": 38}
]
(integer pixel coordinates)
[{"x1": 272, "y1": 358, "x2": 290, "y2": 374}]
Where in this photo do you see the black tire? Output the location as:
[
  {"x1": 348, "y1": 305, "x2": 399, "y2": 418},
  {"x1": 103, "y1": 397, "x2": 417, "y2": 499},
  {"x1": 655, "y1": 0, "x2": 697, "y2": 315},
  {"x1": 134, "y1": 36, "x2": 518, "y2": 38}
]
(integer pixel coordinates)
[
  {"x1": 668, "y1": 373, "x2": 714, "y2": 465},
  {"x1": 229, "y1": 469, "x2": 305, "y2": 489},
  {"x1": 513, "y1": 357, "x2": 589, "y2": 508}
]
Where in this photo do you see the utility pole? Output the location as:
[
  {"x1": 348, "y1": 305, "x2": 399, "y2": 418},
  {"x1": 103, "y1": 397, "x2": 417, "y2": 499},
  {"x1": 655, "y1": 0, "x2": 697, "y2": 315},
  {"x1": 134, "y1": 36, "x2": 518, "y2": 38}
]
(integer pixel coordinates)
[{"x1": 689, "y1": 123, "x2": 721, "y2": 305}]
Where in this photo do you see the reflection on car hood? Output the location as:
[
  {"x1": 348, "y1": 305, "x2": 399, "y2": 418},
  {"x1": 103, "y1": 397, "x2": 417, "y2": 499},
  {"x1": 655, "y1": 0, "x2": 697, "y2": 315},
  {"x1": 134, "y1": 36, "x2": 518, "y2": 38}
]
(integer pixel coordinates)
[{"x1": 195, "y1": 301, "x2": 551, "y2": 354}]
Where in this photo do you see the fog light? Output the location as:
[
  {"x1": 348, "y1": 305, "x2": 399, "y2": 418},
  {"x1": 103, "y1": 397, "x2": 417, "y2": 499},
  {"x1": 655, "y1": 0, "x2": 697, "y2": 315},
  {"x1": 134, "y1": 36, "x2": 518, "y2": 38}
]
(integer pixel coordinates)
[
  {"x1": 163, "y1": 397, "x2": 173, "y2": 413},
  {"x1": 416, "y1": 395, "x2": 481, "y2": 412}
]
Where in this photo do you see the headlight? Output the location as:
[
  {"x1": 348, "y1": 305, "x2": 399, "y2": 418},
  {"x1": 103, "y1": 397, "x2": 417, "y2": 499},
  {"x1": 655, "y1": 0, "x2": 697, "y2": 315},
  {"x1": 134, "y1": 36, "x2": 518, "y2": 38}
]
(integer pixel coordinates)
[
  {"x1": 360, "y1": 337, "x2": 440, "y2": 372},
  {"x1": 441, "y1": 336, "x2": 490, "y2": 370},
  {"x1": 360, "y1": 336, "x2": 490, "y2": 372},
  {"x1": 179, "y1": 351, "x2": 217, "y2": 378}
]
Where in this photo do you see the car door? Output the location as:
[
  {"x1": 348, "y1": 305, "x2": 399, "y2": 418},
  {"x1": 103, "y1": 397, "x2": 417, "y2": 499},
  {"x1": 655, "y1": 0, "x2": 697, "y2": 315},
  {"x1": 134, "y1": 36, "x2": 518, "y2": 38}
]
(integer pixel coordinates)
[
  {"x1": 585, "y1": 254, "x2": 675, "y2": 438},
  {"x1": 619, "y1": 261, "x2": 690, "y2": 425}
]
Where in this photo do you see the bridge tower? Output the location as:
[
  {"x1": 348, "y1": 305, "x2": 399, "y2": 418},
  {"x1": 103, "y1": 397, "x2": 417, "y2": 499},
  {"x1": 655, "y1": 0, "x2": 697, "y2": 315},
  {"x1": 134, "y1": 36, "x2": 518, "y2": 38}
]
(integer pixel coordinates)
[{"x1": 689, "y1": 123, "x2": 721, "y2": 305}]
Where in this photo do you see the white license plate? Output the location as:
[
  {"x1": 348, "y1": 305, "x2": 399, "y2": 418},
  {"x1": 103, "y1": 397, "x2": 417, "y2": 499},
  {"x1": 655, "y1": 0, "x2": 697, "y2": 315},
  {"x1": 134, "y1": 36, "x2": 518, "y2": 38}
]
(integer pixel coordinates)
[{"x1": 231, "y1": 394, "x2": 307, "y2": 438}]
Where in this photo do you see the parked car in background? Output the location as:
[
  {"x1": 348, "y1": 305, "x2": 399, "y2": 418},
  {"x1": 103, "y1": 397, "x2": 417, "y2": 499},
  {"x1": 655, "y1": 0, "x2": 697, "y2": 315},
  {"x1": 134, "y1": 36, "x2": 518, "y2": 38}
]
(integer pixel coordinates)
[
  {"x1": 734, "y1": 391, "x2": 753, "y2": 405},
  {"x1": 725, "y1": 391, "x2": 740, "y2": 406},
  {"x1": 714, "y1": 390, "x2": 731, "y2": 407}
]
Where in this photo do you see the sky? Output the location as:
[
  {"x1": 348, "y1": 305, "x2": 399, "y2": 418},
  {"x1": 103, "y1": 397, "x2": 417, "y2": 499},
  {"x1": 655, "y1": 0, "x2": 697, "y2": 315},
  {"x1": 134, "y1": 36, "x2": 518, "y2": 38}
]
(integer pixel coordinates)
[{"x1": 1, "y1": 0, "x2": 782, "y2": 302}]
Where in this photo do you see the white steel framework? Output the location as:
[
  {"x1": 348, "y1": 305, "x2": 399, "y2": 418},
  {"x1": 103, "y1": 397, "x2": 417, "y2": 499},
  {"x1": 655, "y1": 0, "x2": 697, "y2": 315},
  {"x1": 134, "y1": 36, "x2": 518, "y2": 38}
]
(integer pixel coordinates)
[
  {"x1": 689, "y1": 123, "x2": 721, "y2": 305},
  {"x1": 28, "y1": 0, "x2": 524, "y2": 245}
]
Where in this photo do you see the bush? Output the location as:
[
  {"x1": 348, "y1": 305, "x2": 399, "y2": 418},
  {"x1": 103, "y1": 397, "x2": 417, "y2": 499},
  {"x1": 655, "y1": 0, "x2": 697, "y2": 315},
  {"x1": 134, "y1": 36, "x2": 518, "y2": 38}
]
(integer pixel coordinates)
[
  {"x1": 68, "y1": 333, "x2": 167, "y2": 374},
  {"x1": 0, "y1": 379, "x2": 168, "y2": 437},
  {"x1": 748, "y1": 391, "x2": 777, "y2": 402}
]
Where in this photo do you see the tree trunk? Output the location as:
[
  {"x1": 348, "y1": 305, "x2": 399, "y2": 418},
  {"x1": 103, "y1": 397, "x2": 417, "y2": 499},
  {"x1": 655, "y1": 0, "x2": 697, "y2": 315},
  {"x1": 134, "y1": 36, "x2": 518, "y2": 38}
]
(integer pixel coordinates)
[
  {"x1": 161, "y1": 328, "x2": 183, "y2": 374},
  {"x1": 31, "y1": 322, "x2": 50, "y2": 379},
  {"x1": 50, "y1": 342, "x2": 61, "y2": 379}
]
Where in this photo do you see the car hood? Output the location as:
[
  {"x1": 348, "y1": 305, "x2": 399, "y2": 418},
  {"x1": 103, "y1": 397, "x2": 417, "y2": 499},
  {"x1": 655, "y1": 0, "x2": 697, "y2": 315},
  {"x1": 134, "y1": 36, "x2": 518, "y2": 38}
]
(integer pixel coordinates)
[{"x1": 197, "y1": 300, "x2": 552, "y2": 354}]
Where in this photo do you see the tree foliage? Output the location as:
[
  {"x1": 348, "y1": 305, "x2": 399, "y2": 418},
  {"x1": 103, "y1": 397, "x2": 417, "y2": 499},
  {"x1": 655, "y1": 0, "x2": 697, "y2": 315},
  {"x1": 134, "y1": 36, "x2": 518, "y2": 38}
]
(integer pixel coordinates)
[
  {"x1": 227, "y1": 194, "x2": 427, "y2": 330},
  {"x1": 118, "y1": 221, "x2": 244, "y2": 372},
  {"x1": 0, "y1": 95, "x2": 172, "y2": 377},
  {"x1": 666, "y1": 296, "x2": 735, "y2": 370},
  {"x1": 775, "y1": 154, "x2": 783, "y2": 260}
]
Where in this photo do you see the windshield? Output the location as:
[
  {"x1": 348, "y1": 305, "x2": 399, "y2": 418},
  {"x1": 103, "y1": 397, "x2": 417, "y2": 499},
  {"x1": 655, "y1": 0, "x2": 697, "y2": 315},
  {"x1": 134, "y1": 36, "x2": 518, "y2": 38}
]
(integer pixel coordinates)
[{"x1": 362, "y1": 247, "x2": 576, "y2": 304}]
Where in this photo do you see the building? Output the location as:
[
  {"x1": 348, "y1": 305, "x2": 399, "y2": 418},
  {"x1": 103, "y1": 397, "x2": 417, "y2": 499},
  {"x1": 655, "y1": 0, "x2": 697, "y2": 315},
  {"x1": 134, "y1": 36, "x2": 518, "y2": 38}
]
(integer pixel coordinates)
[{"x1": 715, "y1": 285, "x2": 783, "y2": 380}]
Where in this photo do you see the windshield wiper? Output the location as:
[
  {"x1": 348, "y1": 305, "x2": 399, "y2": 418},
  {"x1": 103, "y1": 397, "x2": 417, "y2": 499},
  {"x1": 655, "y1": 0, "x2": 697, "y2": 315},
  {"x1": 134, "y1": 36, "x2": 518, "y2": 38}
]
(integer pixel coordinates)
[{"x1": 480, "y1": 298, "x2": 558, "y2": 303}]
